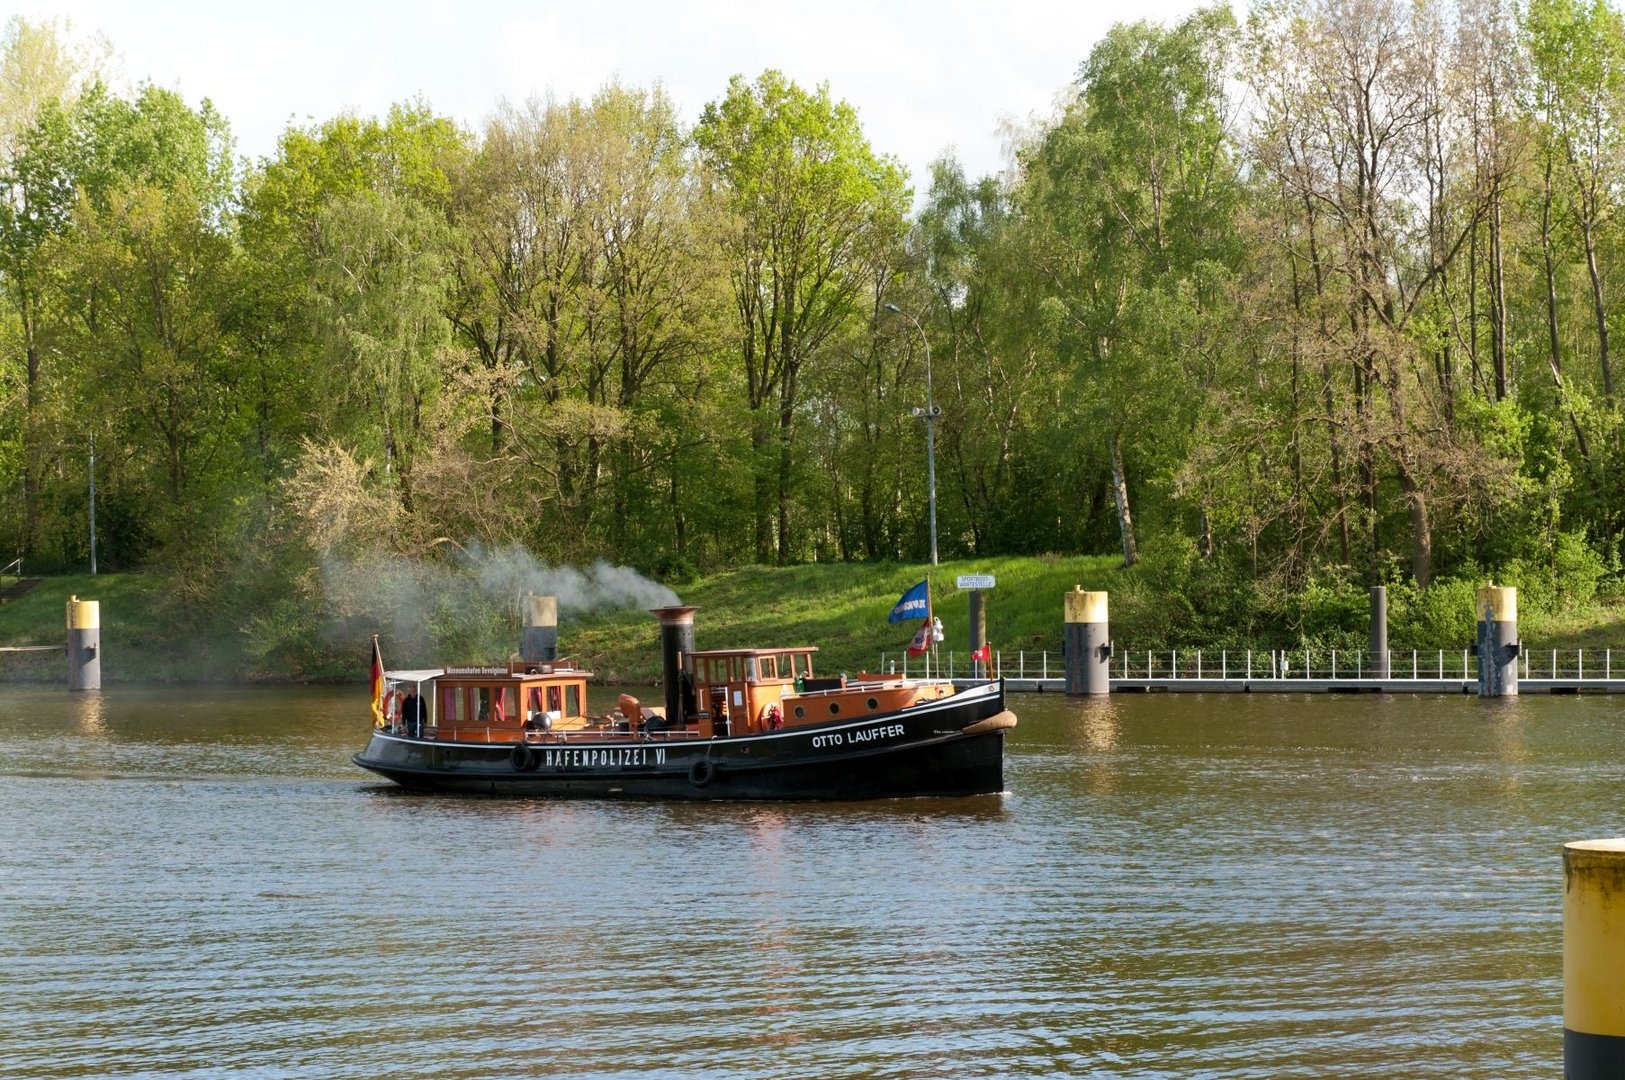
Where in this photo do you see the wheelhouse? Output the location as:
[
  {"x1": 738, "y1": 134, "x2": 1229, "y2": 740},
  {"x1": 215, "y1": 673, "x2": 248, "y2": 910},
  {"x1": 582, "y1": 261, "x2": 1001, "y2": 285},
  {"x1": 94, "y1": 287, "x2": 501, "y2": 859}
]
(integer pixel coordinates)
[{"x1": 382, "y1": 661, "x2": 595, "y2": 743}]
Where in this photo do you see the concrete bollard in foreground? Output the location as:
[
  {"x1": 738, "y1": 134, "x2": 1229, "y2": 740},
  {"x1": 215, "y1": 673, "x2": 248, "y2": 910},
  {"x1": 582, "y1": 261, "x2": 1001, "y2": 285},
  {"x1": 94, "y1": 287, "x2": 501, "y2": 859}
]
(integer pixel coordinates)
[
  {"x1": 521, "y1": 594, "x2": 558, "y2": 664},
  {"x1": 66, "y1": 595, "x2": 100, "y2": 691},
  {"x1": 1564, "y1": 839, "x2": 1625, "y2": 1077},
  {"x1": 1063, "y1": 587, "x2": 1110, "y2": 696},
  {"x1": 1475, "y1": 585, "x2": 1519, "y2": 698}
]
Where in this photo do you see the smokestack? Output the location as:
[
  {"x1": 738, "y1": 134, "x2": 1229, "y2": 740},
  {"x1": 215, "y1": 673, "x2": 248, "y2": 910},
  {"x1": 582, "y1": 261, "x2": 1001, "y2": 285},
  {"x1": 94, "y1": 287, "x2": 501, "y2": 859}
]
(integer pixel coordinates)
[
  {"x1": 652, "y1": 606, "x2": 697, "y2": 724},
  {"x1": 521, "y1": 594, "x2": 558, "y2": 662}
]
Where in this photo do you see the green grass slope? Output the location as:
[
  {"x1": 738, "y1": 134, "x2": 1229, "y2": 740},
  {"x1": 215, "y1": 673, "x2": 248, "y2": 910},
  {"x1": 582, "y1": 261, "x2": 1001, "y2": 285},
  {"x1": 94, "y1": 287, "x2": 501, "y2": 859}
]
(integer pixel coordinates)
[
  {"x1": 5, "y1": 556, "x2": 1625, "y2": 685},
  {"x1": 567, "y1": 555, "x2": 1122, "y2": 682}
]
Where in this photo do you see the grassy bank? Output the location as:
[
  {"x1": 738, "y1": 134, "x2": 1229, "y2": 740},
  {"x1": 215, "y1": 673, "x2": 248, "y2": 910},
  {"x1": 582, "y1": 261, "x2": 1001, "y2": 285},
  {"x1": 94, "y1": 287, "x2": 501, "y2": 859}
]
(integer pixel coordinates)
[{"x1": 3, "y1": 555, "x2": 1625, "y2": 684}]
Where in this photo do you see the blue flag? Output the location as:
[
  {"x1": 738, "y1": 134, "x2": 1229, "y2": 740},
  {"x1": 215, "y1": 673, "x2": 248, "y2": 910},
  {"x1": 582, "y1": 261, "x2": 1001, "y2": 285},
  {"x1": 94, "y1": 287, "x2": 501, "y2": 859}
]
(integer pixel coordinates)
[{"x1": 888, "y1": 579, "x2": 930, "y2": 623}]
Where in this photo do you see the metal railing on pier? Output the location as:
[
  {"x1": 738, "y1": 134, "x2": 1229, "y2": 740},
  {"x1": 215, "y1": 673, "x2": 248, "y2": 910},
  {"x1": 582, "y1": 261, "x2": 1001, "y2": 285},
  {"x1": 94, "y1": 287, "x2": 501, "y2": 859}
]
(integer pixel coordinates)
[{"x1": 879, "y1": 647, "x2": 1625, "y2": 685}]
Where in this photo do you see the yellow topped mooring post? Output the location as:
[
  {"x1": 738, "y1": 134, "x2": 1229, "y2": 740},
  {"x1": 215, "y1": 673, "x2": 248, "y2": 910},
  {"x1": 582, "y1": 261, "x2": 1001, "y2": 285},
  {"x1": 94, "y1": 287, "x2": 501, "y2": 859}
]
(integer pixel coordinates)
[
  {"x1": 1063, "y1": 587, "x2": 1110, "y2": 695},
  {"x1": 521, "y1": 594, "x2": 558, "y2": 663},
  {"x1": 1564, "y1": 839, "x2": 1625, "y2": 1076},
  {"x1": 1475, "y1": 585, "x2": 1518, "y2": 698},
  {"x1": 66, "y1": 595, "x2": 100, "y2": 691}
]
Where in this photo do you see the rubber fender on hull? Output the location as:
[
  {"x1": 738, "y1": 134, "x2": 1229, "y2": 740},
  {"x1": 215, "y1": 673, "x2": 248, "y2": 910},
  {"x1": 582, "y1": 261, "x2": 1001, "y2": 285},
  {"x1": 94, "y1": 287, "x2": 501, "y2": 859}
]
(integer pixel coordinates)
[{"x1": 960, "y1": 710, "x2": 1018, "y2": 736}]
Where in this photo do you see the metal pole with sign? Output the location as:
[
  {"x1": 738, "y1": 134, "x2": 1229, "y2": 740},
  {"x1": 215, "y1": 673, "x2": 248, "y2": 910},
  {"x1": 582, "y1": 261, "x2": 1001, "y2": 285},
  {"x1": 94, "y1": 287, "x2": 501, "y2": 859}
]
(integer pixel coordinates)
[{"x1": 958, "y1": 574, "x2": 995, "y2": 679}]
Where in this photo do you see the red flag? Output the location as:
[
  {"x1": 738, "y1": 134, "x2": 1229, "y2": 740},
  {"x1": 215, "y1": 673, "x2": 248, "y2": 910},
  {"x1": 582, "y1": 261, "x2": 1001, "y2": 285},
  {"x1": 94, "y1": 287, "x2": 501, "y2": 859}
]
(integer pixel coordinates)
[
  {"x1": 906, "y1": 621, "x2": 931, "y2": 657},
  {"x1": 370, "y1": 637, "x2": 386, "y2": 727},
  {"x1": 970, "y1": 643, "x2": 991, "y2": 663}
]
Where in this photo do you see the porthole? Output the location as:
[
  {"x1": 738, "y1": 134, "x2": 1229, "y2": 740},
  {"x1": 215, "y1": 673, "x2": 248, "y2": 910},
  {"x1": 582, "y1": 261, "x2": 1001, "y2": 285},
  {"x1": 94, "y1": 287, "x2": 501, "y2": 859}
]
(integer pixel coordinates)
[
  {"x1": 867, "y1": 697, "x2": 879, "y2": 711},
  {"x1": 794, "y1": 706, "x2": 805, "y2": 720},
  {"x1": 828, "y1": 702, "x2": 841, "y2": 715}
]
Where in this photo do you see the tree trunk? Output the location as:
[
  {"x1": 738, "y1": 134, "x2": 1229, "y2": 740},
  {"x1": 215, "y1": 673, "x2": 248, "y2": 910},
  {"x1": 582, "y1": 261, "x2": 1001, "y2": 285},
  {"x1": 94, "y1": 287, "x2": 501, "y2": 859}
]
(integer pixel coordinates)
[
  {"x1": 1396, "y1": 458, "x2": 1431, "y2": 588},
  {"x1": 751, "y1": 414, "x2": 773, "y2": 563},
  {"x1": 1489, "y1": 186, "x2": 1507, "y2": 400},
  {"x1": 1108, "y1": 432, "x2": 1137, "y2": 568},
  {"x1": 1581, "y1": 216, "x2": 1613, "y2": 399}
]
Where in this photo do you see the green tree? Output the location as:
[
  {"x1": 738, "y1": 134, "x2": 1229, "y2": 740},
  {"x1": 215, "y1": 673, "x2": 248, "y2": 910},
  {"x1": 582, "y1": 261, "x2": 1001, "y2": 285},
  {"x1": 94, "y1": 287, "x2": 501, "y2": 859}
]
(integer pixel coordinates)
[
  {"x1": 695, "y1": 70, "x2": 909, "y2": 564},
  {"x1": 1024, "y1": 6, "x2": 1243, "y2": 567}
]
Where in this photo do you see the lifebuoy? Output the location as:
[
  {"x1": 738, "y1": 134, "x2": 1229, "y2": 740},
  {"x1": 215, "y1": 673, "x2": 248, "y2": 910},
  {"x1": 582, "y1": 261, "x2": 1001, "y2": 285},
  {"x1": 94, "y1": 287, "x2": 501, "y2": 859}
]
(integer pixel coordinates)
[
  {"x1": 760, "y1": 703, "x2": 782, "y2": 731},
  {"x1": 688, "y1": 758, "x2": 716, "y2": 787},
  {"x1": 384, "y1": 689, "x2": 403, "y2": 723},
  {"x1": 511, "y1": 742, "x2": 535, "y2": 771}
]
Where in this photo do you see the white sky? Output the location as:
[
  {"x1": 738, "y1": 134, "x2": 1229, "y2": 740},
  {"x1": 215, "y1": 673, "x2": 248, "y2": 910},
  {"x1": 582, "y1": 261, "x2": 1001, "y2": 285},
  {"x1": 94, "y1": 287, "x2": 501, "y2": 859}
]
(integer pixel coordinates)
[{"x1": 19, "y1": 0, "x2": 1212, "y2": 196}]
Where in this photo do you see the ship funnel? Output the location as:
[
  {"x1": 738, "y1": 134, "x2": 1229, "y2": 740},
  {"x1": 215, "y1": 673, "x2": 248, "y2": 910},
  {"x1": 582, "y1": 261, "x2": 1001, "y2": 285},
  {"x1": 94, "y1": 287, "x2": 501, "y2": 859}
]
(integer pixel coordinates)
[
  {"x1": 521, "y1": 594, "x2": 558, "y2": 662},
  {"x1": 652, "y1": 606, "x2": 697, "y2": 725}
]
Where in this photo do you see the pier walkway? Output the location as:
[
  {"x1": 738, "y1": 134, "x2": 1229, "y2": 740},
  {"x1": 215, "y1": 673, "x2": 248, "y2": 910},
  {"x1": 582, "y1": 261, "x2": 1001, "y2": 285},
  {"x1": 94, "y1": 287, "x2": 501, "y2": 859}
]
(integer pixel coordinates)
[{"x1": 874, "y1": 647, "x2": 1625, "y2": 694}]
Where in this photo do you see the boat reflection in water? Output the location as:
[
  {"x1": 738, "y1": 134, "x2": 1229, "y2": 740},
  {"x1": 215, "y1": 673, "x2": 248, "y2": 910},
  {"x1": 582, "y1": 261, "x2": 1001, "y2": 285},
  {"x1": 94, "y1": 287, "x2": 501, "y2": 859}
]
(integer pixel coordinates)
[{"x1": 353, "y1": 606, "x2": 1015, "y2": 800}]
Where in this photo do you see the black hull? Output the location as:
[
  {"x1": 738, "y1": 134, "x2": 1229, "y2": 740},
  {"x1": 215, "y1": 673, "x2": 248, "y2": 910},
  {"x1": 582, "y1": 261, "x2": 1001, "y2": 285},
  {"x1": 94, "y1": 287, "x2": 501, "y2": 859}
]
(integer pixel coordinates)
[{"x1": 353, "y1": 680, "x2": 1010, "y2": 801}]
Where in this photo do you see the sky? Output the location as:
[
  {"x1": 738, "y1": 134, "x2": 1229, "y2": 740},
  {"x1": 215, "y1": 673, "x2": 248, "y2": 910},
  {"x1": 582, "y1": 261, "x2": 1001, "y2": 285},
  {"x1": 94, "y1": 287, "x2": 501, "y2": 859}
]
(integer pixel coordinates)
[{"x1": 18, "y1": 0, "x2": 1212, "y2": 196}]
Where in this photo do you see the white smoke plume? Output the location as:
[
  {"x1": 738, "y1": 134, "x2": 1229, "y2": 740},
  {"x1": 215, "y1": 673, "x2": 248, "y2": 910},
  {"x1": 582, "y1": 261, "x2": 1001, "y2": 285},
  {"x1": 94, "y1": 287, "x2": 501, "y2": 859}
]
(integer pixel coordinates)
[
  {"x1": 320, "y1": 543, "x2": 679, "y2": 664},
  {"x1": 467, "y1": 544, "x2": 680, "y2": 613}
]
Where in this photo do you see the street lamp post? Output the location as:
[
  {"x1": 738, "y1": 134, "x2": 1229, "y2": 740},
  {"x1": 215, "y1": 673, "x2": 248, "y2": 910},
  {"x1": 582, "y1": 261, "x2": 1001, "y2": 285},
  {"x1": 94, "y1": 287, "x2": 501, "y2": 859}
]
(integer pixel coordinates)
[
  {"x1": 884, "y1": 303, "x2": 938, "y2": 566},
  {"x1": 88, "y1": 433, "x2": 97, "y2": 576}
]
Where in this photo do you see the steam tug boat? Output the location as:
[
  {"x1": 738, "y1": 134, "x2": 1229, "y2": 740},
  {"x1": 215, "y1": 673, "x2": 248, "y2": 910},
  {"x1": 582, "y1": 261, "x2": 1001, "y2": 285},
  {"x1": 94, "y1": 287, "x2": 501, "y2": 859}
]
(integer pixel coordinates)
[{"x1": 352, "y1": 606, "x2": 1015, "y2": 800}]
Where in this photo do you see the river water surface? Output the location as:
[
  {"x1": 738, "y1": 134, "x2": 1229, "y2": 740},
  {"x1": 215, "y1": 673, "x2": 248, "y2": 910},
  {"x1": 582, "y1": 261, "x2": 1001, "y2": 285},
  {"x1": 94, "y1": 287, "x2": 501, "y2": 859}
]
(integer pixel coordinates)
[{"x1": 1, "y1": 686, "x2": 1619, "y2": 1078}]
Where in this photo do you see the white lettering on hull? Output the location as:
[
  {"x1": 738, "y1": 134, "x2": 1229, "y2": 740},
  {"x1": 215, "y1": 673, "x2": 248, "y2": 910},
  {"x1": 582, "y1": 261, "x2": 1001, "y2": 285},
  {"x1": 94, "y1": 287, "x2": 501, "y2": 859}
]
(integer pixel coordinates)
[
  {"x1": 813, "y1": 722, "x2": 906, "y2": 750},
  {"x1": 541, "y1": 747, "x2": 667, "y2": 769}
]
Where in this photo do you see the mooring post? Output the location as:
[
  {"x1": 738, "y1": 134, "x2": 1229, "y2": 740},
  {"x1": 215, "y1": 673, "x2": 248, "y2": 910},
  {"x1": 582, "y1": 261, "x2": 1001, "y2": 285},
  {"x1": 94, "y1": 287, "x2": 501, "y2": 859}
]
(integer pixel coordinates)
[
  {"x1": 1564, "y1": 839, "x2": 1625, "y2": 1076},
  {"x1": 66, "y1": 595, "x2": 100, "y2": 691},
  {"x1": 521, "y1": 594, "x2": 559, "y2": 663},
  {"x1": 969, "y1": 589, "x2": 986, "y2": 679},
  {"x1": 1475, "y1": 584, "x2": 1519, "y2": 698},
  {"x1": 1063, "y1": 587, "x2": 1110, "y2": 696},
  {"x1": 1370, "y1": 586, "x2": 1389, "y2": 679}
]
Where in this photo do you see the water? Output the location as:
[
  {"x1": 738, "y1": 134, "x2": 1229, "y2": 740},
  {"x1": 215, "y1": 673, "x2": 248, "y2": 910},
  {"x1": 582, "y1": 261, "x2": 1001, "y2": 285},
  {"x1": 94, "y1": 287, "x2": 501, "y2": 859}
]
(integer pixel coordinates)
[{"x1": 1, "y1": 686, "x2": 1618, "y2": 1078}]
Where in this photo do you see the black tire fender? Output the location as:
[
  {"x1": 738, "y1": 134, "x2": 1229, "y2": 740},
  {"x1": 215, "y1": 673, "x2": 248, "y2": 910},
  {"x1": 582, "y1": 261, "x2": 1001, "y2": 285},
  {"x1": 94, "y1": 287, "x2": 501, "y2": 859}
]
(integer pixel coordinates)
[
  {"x1": 688, "y1": 758, "x2": 716, "y2": 788},
  {"x1": 511, "y1": 742, "x2": 535, "y2": 772}
]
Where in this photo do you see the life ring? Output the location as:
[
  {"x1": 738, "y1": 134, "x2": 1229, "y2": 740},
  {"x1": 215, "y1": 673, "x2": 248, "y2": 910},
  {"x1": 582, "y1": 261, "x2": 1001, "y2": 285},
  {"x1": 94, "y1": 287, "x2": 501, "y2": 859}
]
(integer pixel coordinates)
[
  {"x1": 383, "y1": 689, "x2": 403, "y2": 723},
  {"x1": 511, "y1": 742, "x2": 535, "y2": 771},
  {"x1": 688, "y1": 759, "x2": 716, "y2": 788},
  {"x1": 760, "y1": 703, "x2": 782, "y2": 731}
]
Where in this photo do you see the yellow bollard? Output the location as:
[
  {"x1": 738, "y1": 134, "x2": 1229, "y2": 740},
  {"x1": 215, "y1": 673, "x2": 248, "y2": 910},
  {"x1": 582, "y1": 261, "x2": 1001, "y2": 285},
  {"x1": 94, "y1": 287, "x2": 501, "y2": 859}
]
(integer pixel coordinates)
[
  {"x1": 1063, "y1": 587, "x2": 1110, "y2": 695},
  {"x1": 1476, "y1": 584, "x2": 1519, "y2": 697},
  {"x1": 66, "y1": 595, "x2": 101, "y2": 691},
  {"x1": 1564, "y1": 839, "x2": 1625, "y2": 1076}
]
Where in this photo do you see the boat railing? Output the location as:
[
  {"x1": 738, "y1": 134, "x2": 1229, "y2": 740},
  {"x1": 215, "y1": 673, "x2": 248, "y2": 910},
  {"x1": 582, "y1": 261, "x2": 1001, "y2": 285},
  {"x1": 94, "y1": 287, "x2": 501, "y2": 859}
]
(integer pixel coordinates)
[
  {"x1": 398, "y1": 722, "x2": 707, "y2": 743},
  {"x1": 878, "y1": 646, "x2": 1625, "y2": 682}
]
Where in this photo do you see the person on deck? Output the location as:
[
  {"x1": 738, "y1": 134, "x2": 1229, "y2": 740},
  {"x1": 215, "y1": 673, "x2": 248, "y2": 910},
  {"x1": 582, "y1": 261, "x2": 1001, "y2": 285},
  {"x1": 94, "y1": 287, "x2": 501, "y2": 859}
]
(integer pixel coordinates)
[{"x1": 401, "y1": 689, "x2": 427, "y2": 737}]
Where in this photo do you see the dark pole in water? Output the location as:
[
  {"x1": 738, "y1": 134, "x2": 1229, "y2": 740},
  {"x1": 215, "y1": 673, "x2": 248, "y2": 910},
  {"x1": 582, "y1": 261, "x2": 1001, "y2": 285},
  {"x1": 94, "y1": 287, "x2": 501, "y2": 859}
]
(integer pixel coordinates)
[
  {"x1": 521, "y1": 594, "x2": 558, "y2": 663},
  {"x1": 66, "y1": 595, "x2": 100, "y2": 691},
  {"x1": 969, "y1": 590, "x2": 986, "y2": 679},
  {"x1": 1370, "y1": 586, "x2": 1389, "y2": 679},
  {"x1": 1475, "y1": 585, "x2": 1519, "y2": 698},
  {"x1": 652, "y1": 606, "x2": 697, "y2": 724},
  {"x1": 1564, "y1": 839, "x2": 1625, "y2": 1076},
  {"x1": 1063, "y1": 587, "x2": 1110, "y2": 695}
]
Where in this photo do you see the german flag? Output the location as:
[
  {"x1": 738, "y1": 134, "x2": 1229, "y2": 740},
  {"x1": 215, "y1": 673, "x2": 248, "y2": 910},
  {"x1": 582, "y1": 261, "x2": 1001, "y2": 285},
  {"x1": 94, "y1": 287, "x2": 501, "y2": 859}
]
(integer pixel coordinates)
[{"x1": 370, "y1": 637, "x2": 386, "y2": 728}]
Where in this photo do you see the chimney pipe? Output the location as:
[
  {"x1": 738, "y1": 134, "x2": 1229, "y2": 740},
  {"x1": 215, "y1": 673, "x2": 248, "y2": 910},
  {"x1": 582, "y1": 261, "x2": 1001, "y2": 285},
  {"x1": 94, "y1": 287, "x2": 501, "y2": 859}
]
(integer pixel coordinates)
[
  {"x1": 652, "y1": 606, "x2": 697, "y2": 725},
  {"x1": 521, "y1": 594, "x2": 558, "y2": 662}
]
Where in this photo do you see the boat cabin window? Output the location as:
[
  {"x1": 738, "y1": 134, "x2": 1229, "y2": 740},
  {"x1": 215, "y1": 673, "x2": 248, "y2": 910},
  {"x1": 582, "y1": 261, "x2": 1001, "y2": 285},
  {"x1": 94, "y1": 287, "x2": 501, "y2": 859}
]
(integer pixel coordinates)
[{"x1": 522, "y1": 681, "x2": 582, "y2": 719}]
